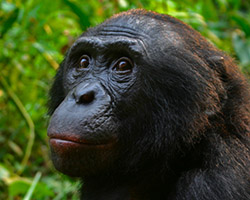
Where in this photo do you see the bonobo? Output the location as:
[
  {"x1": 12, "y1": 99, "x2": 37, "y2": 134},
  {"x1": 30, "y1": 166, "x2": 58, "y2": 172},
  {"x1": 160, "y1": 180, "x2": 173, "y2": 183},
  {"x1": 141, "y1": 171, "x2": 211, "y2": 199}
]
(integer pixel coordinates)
[{"x1": 47, "y1": 9, "x2": 250, "y2": 200}]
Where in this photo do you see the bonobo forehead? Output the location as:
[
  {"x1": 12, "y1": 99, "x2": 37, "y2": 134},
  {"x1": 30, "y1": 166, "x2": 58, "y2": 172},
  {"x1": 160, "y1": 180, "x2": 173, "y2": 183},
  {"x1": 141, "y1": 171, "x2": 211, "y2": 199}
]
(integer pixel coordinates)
[{"x1": 82, "y1": 9, "x2": 185, "y2": 49}]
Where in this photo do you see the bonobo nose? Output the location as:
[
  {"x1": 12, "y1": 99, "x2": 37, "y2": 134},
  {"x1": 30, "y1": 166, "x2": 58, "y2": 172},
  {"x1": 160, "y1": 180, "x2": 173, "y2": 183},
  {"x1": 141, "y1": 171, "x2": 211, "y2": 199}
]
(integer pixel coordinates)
[{"x1": 73, "y1": 82, "x2": 103, "y2": 104}]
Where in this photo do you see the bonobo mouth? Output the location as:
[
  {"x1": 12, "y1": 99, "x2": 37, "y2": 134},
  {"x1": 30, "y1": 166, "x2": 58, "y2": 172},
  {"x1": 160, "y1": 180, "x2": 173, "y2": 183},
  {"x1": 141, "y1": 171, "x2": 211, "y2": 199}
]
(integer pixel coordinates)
[{"x1": 48, "y1": 134, "x2": 117, "y2": 149}]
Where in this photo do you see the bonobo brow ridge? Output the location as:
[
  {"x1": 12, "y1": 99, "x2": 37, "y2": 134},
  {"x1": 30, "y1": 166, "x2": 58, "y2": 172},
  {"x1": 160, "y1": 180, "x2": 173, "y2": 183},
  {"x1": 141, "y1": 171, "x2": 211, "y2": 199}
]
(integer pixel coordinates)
[{"x1": 69, "y1": 36, "x2": 147, "y2": 59}]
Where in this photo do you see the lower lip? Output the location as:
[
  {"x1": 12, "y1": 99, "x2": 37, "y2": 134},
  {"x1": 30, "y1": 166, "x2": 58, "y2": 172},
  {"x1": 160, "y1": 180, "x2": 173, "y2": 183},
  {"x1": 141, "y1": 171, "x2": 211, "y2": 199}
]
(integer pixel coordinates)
[{"x1": 49, "y1": 139, "x2": 86, "y2": 153}]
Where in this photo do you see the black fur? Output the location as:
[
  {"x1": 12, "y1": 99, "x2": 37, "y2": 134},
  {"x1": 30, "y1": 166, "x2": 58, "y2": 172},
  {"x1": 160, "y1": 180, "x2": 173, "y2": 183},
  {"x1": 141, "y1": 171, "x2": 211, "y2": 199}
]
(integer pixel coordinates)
[{"x1": 48, "y1": 9, "x2": 250, "y2": 200}]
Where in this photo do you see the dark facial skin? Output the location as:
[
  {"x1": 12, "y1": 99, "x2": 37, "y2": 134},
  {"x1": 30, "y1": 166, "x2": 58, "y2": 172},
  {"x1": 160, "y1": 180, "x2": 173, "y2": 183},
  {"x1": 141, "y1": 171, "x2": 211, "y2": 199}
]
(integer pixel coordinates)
[
  {"x1": 47, "y1": 30, "x2": 147, "y2": 176},
  {"x1": 48, "y1": 9, "x2": 250, "y2": 200}
]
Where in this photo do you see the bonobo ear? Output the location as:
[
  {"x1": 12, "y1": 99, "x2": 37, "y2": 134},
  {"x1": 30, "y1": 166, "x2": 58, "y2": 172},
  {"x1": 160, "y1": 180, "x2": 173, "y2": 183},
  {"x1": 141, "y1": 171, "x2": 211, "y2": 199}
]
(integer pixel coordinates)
[
  {"x1": 48, "y1": 61, "x2": 66, "y2": 115},
  {"x1": 207, "y1": 56, "x2": 225, "y2": 71},
  {"x1": 207, "y1": 55, "x2": 229, "y2": 110},
  {"x1": 207, "y1": 55, "x2": 229, "y2": 81}
]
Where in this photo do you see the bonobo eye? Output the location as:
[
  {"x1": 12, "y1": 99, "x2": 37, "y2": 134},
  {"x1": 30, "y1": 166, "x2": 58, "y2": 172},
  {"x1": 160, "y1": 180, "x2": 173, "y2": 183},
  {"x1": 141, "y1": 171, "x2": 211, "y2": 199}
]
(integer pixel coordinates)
[
  {"x1": 78, "y1": 55, "x2": 90, "y2": 69},
  {"x1": 113, "y1": 57, "x2": 133, "y2": 73}
]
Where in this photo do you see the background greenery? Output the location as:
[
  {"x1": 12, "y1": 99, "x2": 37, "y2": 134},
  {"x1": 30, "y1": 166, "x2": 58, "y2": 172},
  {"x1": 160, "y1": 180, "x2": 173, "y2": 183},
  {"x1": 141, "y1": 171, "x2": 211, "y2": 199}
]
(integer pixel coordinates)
[{"x1": 0, "y1": 0, "x2": 249, "y2": 199}]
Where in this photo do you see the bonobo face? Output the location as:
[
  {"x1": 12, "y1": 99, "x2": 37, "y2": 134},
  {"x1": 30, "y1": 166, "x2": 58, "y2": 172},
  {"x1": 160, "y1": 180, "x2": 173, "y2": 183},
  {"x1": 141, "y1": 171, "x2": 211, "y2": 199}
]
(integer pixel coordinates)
[
  {"x1": 47, "y1": 10, "x2": 222, "y2": 177},
  {"x1": 47, "y1": 19, "x2": 151, "y2": 177}
]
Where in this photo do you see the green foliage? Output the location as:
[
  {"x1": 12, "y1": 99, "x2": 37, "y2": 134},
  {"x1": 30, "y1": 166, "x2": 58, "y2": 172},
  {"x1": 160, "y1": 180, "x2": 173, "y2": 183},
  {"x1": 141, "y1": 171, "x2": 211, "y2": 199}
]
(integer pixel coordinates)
[{"x1": 0, "y1": 0, "x2": 249, "y2": 199}]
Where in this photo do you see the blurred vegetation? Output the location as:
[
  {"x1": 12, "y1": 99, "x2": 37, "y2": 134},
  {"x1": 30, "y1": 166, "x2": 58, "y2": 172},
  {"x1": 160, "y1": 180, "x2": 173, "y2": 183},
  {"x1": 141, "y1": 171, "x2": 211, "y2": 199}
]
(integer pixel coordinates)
[{"x1": 0, "y1": 0, "x2": 249, "y2": 199}]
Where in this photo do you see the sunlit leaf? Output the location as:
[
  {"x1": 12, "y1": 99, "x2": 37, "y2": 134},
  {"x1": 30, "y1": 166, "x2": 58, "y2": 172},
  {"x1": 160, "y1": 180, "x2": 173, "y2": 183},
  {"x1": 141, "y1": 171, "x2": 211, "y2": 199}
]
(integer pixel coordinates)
[
  {"x1": 1, "y1": 1, "x2": 16, "y2": 12},
  {"x1": 0, "y1": 164, "x2": 10, "y2": 180}
]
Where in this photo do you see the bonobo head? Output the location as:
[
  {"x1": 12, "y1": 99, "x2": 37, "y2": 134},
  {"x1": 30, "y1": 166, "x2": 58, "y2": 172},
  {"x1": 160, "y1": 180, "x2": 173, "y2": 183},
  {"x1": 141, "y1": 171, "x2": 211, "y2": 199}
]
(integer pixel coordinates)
[{"x1": 47, "y1": 9, "x2": 247, "y2": 180}]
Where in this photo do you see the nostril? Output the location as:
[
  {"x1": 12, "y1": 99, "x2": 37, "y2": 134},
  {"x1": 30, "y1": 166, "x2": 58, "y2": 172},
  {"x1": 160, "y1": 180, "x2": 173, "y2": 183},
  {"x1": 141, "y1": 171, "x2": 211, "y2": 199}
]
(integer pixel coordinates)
[{"x1": 78, "y1": 91, "x2": 95, "y2": 104}]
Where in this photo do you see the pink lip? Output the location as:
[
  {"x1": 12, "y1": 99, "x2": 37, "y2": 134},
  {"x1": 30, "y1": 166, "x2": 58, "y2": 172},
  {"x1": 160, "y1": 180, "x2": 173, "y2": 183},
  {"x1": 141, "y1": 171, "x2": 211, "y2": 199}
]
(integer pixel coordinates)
[
  {"x1": 49, "y1": 137, "x2": 117, "y2": 149},
  {"x1": 49, "y1": 138, "x2": 81, "y2": 147},
  {"x1": 49, "y1": 137, "x2": 97, "y2": 145},
  {"x1": 49, "y1": 138, "x2": 116, "y2": 153}
]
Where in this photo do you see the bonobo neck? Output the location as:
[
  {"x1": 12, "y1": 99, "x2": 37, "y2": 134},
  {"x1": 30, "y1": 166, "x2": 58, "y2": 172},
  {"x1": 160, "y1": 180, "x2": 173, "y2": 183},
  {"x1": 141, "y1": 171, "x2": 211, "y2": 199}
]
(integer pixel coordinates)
[
  {"x1": 80, "y1": 176, "x2": 169, "y2": 200},
  {"x1": 81, "y1": 184, "x2": 130, "y2": 200}
]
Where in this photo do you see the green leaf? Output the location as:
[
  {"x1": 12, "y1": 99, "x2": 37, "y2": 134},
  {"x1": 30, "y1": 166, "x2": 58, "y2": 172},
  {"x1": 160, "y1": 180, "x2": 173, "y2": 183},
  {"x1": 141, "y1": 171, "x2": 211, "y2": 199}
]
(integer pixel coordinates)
[
  {"x1": 8, "y1": 176, "x2": 54, "y2": 199},
  {"x1": 0, "y1": 8, "x2": 19, "y2": 37},
  {"x1": 201, "y1": 0, "x2": 218, "y2": 21},
  {"x1": 62, "y1": 0, "x2": 91, "y2": 29},
  {"x1": 232, "y1": 14, "x2": 250, "y2": 37},
  {"x1": 23, "y1": 172, "x2": 42, "y2": 200},
  {"x1": 232, "y1": 32, "x2": 250, "y2": 66},
  {"x1": 9, "y1": 179, "x2": 30, "y2": 197}
]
